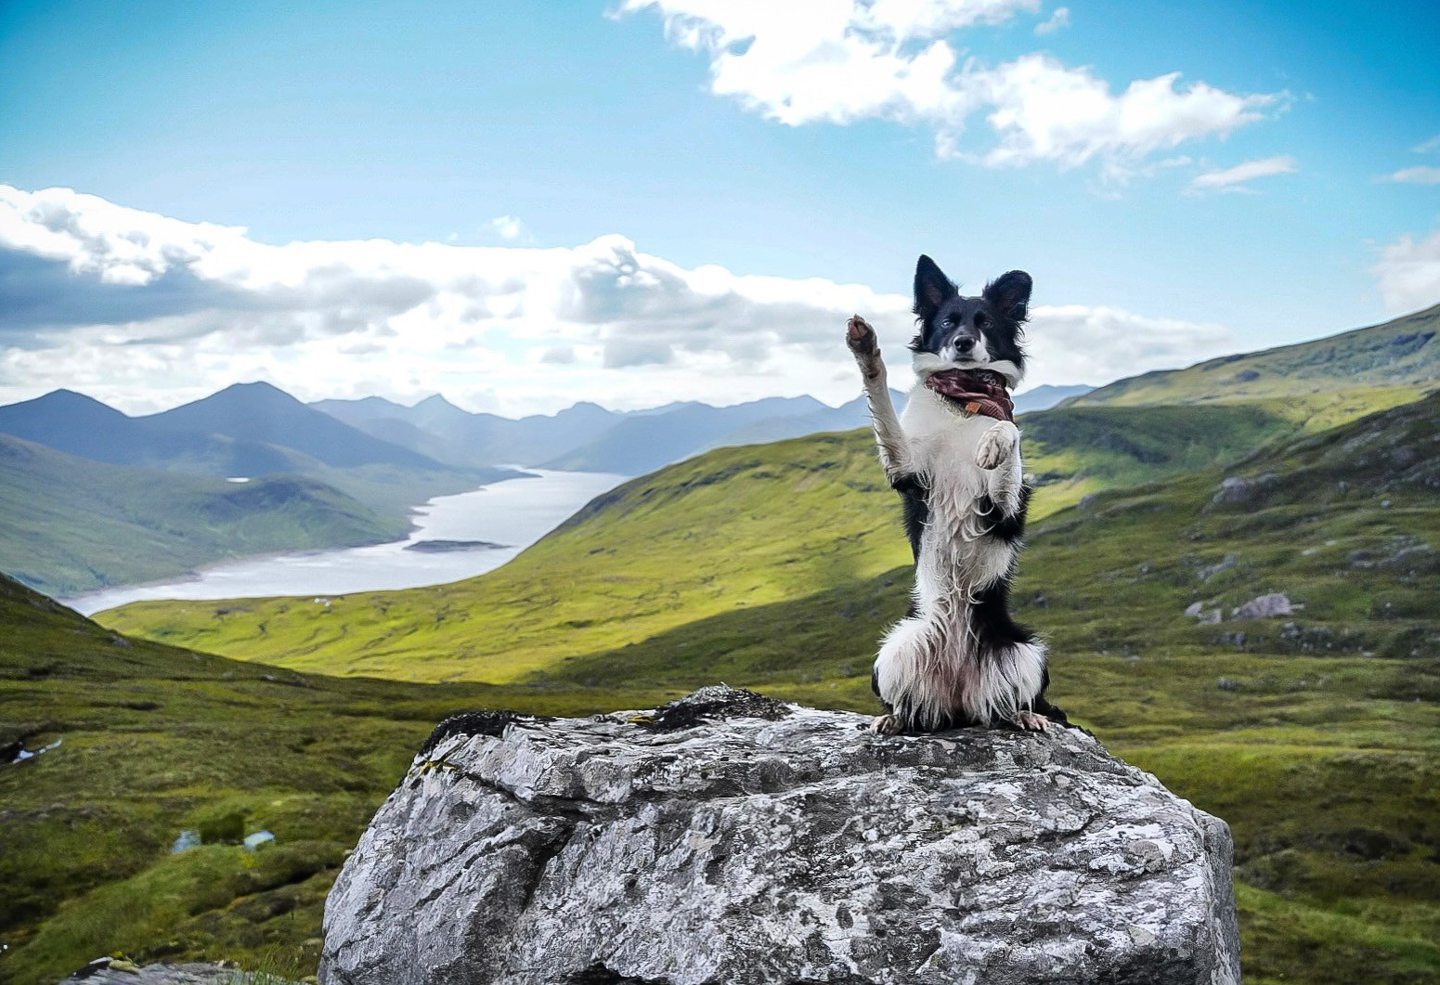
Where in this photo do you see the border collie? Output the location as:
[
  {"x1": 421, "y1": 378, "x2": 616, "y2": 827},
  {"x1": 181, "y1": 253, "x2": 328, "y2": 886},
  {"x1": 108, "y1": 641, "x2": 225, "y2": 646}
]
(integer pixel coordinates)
[{"x1": 847, "y1": 254, "x2": 1067, "y2": 735}]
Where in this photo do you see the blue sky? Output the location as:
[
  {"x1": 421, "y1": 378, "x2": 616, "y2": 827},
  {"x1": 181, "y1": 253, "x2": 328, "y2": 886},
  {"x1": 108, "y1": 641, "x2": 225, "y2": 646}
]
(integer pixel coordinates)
[{"x1": 1, "y1": 0, "x2": 1437, "y2": 414}]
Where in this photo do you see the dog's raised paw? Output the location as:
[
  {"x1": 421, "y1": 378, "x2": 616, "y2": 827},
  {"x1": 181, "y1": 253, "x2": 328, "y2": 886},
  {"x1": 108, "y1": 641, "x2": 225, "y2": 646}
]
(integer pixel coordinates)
[
  {"x1": 975, "y1": 422, "x2": 1019, "y2": 470},
  {"x1": 846, "y1": 315, "x2": 879, "y2": 360},
  {"x1": 871, "y1": 714, "x2": 904, "y2": 735}
]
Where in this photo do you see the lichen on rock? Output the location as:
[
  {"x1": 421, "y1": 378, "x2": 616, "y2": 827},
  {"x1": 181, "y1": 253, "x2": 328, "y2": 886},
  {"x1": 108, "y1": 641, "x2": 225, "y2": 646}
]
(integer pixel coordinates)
[{"x1": 321, "y1": 686, "x2": 1239, "y2": 985}]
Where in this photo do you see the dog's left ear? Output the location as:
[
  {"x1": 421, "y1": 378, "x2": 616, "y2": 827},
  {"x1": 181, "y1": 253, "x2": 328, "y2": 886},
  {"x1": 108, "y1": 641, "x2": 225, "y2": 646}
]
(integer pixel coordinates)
[{"x1": 983, "y1": 270, "x2": 1033, "y2": 324}]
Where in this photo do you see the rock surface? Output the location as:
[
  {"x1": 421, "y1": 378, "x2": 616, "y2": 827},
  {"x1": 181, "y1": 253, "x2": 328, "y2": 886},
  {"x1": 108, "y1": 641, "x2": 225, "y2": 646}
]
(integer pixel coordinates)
[
  {"x1": 59, "y1": 959, "x2": 299, "y2": 984},
  {"x1": 321, "y1": 686, "x2": 1239, "y2": 985}
]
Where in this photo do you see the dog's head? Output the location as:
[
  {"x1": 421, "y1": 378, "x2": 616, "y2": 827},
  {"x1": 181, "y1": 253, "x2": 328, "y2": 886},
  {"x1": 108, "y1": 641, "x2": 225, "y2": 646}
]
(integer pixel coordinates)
[{"x1": 909, "y1": 254, "x2": 1030, "y2": 388}]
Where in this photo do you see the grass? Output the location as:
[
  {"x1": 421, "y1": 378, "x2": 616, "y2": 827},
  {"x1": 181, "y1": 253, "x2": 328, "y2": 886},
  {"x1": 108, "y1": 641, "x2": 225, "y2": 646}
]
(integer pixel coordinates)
[
  {"x1": 8, "y1": 384, "x2": 1438, "y2": 983},
  {"x1": 0, "y1": 574, "x2": 673, "y2": 985}
]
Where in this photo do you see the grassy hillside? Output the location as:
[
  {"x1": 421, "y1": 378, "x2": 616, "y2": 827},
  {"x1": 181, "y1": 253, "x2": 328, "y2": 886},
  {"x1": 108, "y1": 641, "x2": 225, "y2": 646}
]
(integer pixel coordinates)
[
  {"x1": 98, "y1": 393, "x2": 1440, "y2": 985},
  {"x1": 0, "y1": 435, "x2": 410, "y2": 596},
  {"x1": 0, "y1": 572, "x2": 688, "y2": 985},
  {"x1": 101, "y1": 400, "x2": 1303, "y2": 679},
  {"x1": 1073, "y1": 302, "x2": 1438, "y2": 412}
]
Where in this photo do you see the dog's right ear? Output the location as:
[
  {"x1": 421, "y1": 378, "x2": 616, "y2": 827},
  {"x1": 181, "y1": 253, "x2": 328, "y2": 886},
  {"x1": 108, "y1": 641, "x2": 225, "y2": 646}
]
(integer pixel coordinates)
[{"x1": 913, "y1": 255, "x2": 956, "y2": 322}]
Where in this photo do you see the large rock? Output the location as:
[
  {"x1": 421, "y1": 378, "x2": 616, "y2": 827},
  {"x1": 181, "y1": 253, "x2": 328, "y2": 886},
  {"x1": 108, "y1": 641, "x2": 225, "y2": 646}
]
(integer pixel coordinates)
[{"x1": 321, "y1": 686, "x2": 1238, "y2": 985}]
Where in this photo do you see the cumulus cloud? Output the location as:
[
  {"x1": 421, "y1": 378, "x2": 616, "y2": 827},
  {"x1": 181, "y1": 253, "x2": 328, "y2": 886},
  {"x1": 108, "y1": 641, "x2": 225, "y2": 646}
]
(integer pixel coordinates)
[
  {"x1": 1189, "y1": 155, "x2": 1298, "y2": 192},
  {"x1": 488, "y1": 214, "x2": 527, "y2": 240},
  {"x1": 620, "y1": 0, "x2": 1280, "y2": 172},
  {"x1": 1374, "y1": 230, "x2": 1440, "y2": 314},
  {"x1": 1033, "y1": 6, "x2": 1069, "y2": 34},
  {"x1": 0, "y1": 184, "x2": 1235, "y2": 414},
  {"x1": 1382, "y1": 166, "x2": 1440, "y2": 185}
]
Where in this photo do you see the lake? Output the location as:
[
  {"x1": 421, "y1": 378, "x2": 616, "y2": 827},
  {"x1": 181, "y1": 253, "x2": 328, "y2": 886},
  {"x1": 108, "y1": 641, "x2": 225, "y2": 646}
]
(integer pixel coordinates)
[{"x1": 64, "y1": 469, "x2": 627, "y2": 615}]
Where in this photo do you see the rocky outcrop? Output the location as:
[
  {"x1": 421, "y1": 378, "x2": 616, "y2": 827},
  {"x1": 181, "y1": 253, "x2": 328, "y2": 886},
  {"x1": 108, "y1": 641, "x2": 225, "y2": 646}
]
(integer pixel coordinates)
[{"x1": 320, "y1": 686, "x2": 1239, "y2": 985}]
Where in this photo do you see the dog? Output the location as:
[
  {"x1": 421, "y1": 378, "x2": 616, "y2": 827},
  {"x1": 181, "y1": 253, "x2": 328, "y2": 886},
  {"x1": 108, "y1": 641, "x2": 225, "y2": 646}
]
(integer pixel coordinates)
[{"x1": 846, "y1": 254, "x2": 1067, "y2": 735}]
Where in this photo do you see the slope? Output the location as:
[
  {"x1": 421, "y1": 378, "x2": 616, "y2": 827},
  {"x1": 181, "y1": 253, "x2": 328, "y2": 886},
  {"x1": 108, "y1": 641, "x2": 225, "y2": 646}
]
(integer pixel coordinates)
[
  {"x1": 0, "y1": 434, "x2": 408, "y2": 596},
  {"x1": 0, "y1": 571, "x2": 680, "y2": 985},
  {"x1": 100, "y1": 400, "x2": 1301, "y2": 680},
  {"x1": 1074, "y1": 302, "x2": 1439, "y2": 416}
]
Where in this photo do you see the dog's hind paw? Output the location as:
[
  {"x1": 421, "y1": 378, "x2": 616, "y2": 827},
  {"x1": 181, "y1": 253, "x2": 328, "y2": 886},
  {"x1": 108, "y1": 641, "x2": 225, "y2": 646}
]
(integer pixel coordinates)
[
  {"x1": 1014, "y1": 710, "x2": 1049, "y2": 732},
  {"x1": 975, "y1": 421, "x2": 1019, "y2": 470},
  {"x1": 871, "y1": 714, "x2": 904, "y2": 735}
]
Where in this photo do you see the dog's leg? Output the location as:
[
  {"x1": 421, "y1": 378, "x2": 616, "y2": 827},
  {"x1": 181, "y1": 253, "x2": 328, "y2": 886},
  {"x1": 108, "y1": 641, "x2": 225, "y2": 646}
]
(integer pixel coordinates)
[
  {"x1": 977, "y1": 421, "x2": 1026, "y2": 519},
  {"x1": 846, "y1": 315, "x2": 913, "y2": 484}
]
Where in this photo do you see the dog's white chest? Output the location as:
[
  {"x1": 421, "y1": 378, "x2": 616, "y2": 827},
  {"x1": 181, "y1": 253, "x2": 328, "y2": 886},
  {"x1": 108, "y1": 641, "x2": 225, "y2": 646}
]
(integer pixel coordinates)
[{"x1": 900, "y1": 388, "x2": 1003, "y2": 495}]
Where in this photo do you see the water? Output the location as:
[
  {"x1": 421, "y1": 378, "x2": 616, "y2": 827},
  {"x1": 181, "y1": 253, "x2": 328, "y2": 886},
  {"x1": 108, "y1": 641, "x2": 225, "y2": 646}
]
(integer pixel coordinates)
[{"x1": 64, "y1": 469, "x2": 626, "y2": 615}]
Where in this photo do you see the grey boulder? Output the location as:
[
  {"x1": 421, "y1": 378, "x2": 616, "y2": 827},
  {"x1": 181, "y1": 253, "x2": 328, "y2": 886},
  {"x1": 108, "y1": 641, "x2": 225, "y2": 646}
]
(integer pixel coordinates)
[{"x1": 321, "y1": 686, "x2": 1238, "y2": 985}]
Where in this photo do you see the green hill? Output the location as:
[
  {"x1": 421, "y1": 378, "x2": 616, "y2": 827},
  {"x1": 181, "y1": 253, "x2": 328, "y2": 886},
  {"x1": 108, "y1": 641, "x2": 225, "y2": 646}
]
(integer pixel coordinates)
[
  {"x1": 0, "y1": 435, "x2": 410, "y2": 596},
  {"x1": 1072, "y1": 303, "x2": 1438, "y2": 418},
  {"x1": 0, "y1": 571, "x2": 683, "y2": 985}
]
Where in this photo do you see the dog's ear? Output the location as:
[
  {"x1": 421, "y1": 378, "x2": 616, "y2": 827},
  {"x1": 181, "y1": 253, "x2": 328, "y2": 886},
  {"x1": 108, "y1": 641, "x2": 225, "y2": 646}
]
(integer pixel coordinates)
[
  {"x1": 983, "y1": 270, "x2": 1032, "y2": 324},
  {"x1": 913, "y1": 255, "x2": 957, "y2": 321}
]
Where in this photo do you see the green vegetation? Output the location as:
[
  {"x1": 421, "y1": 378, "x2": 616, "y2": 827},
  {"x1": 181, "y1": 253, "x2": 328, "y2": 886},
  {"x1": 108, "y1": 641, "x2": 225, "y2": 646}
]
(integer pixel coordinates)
[
  {"x1": 0, "y1": 574, "x2": 672, "y2": 985},
  {"x1": 0, "y1": 435, "x2": 410, "y2": 597}
]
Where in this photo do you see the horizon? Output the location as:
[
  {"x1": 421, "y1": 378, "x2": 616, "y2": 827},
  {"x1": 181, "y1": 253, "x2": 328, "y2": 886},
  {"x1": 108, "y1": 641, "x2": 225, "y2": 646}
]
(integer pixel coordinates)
[
  {"x1": 6, "y1": 375, "x2": 1091, "y2": 421},
  {"x1": 3, "y1": 1, "x2": 1437, "y2": 415}
]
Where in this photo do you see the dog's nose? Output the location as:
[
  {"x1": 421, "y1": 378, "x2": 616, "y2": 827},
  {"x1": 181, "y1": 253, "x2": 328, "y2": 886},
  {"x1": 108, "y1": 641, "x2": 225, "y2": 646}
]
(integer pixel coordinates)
[{"x1": 956, "y1": 337, "x2": 976, "y2": 353}]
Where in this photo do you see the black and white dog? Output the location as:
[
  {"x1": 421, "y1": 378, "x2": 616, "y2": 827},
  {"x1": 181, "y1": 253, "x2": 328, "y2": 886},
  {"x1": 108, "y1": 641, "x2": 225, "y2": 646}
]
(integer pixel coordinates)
[{"x1": 847, "y1": 255, "x2": 1067, "y2": 735}]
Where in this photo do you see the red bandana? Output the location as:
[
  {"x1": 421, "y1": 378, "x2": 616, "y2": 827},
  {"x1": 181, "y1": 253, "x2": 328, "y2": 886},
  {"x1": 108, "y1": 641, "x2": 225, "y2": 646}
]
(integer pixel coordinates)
[{"x1": 924, "y1": 369, "x2": 1014, "y2": 422}]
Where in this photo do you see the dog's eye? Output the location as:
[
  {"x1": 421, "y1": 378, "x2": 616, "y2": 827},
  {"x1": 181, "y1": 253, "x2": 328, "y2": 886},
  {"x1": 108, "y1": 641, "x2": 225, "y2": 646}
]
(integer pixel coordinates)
[{"x1": 974, "y1": 313, "x2": 990, "y2": 329}]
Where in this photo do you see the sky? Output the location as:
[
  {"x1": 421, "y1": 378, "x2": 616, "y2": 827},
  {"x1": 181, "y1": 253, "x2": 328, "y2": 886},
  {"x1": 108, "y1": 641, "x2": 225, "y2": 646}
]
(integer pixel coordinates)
[{"x1": 0, "y1": 0, "x2": 1437, "y2": 416}]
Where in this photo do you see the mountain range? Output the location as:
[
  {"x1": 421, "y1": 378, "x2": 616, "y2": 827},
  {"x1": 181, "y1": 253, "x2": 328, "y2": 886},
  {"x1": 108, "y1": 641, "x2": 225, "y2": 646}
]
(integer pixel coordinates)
[{"x1": 313, "y1": 381, "x2": 1091, "y2": 475}]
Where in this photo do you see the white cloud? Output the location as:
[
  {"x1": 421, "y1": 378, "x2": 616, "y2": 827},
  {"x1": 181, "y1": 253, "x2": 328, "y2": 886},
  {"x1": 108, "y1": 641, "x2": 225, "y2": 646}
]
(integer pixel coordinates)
[
  {"x1": 1374, "y1": 230, "x2": 1440, "y2": 314},
  {"x1": 488, "y1": 214, "x2": 527, "y2": 241},
  {"x1": 621, "y1": 0, "x2": 1280, "y2": 172},
  {"x1": 1034, "y1": 6, "x2": 1069, "y2": 35},
  {"x1": 1413, "y1": 134, "x2": 1440, "y2": 154},
  {"x1": 0, "y1": 184, "x2": 1235, "y2": 415},
  {"x1": 1382, "y1": 166, "x2": 1440, "y2": 185},
  {"x1": 1188, "y1": 155, "x2": 1298, "y2": 192}
]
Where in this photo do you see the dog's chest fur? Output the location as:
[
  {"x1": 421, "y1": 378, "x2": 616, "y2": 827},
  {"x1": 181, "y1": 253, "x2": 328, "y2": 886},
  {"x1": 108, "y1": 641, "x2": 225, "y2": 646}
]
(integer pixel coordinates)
[{"x1": 900, "y1": 388, "x2": 1020, "y2": 585}]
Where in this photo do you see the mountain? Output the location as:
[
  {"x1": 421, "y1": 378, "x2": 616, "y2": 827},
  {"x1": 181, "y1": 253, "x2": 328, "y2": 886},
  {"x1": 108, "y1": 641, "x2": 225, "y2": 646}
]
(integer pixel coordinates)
[
  {"x1": 1013, "y1": 383, "x2": 1093, "y2": 413},
  {"x1": 0, "y1": 383, "x2": 525, "y2": 534},
  {"x1": 0, "y1": 434, "x2": 407, "y2": 596},
  {"x1": 539, "y1": 395, "x2": 839, "y2": 473},
  {"x1": 1075, "y1": 302, "x2": 1439, "y2": 411},
  {"x1": 0, "y1": 389, "x2": 305, "y2": 476},
  {"x1": 314, "y1": 395, "x2": 625, "y2": 467},
  {"x1": 145, "y1": 381, "x2": 445, "y2": 471}
]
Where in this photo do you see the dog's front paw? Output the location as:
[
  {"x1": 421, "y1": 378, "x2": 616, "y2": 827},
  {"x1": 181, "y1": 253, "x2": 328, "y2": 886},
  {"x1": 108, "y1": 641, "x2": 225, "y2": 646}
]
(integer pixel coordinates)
[
  {"x1": 975, "y1": 421, "x2": 1019, "y2": 470},
  {"x1": 846, "y1": 315, "x2": 884, "y2": 378}
]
